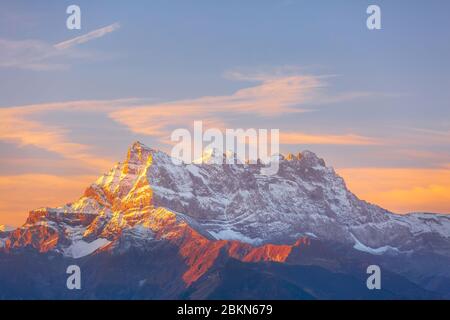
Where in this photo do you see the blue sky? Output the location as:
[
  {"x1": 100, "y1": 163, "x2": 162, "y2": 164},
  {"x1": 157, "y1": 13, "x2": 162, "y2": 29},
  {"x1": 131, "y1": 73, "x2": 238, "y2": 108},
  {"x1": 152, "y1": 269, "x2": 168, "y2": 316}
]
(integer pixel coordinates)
[
  {"x1": 0, "y1": 1, "x2": 450, "y2": 224},
  {"x1": 2, "y1": 0, "x2": 450, "y2": 107}
]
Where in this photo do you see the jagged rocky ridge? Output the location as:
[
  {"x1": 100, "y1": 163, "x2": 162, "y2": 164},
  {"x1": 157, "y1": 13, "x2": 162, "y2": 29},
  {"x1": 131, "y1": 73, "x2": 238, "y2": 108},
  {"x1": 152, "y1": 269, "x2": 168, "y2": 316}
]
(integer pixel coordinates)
[{"x1": 0, "y1": 141, "x2": 449, "y2": 298}]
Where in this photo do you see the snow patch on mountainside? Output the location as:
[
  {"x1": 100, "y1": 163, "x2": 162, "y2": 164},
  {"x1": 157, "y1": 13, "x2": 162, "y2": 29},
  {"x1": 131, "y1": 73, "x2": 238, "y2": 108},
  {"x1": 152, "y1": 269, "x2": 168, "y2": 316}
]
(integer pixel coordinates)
[
  {"x1": 209, "y1": 228, "x2": 262, "y2": 245},
  {"x1": 351, "y1": 233, "x2": 400, "y2": 255},
  {"x1": 64, "y1": 238, "x2": 111, "y2": 259},
  {"x1": 398, "y1": 213, "x2": 450, "y2": 239}
]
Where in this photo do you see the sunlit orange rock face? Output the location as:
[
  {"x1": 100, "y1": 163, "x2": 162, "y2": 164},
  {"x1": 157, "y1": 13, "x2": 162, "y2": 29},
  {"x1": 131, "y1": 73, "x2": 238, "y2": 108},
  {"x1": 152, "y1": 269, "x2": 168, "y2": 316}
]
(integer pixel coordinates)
[
  {"x1": 168, "y1": 221, "x2": 310, "y2": 285},
  {"x1": 178, "y1": 236, "x2": 310, "y2": 286},
  {"x1": 96, "y1": 204, "x2": 310, "y2": 286},
  {"x1": 0, "y1": 208, "x2": 98, "y2": 254},
  {"x1": 26, "y1": 208, "x2": 96, "y2": 226},
  {"x1": 6, "y1": 224, "x2": 59, "y2": 253},
  {"x1": 3, "y1": 201, "x2": 310, "y2": 286},
  {"x1": 228, "y1": 241, "x2": 294, "y2": 263}
]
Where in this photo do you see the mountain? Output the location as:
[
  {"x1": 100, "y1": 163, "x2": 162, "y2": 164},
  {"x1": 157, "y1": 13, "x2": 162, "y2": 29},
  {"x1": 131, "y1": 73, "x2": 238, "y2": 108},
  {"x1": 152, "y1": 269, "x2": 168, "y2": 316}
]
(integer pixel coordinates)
[
  {"x1": 0, "y1": 225, "x2": 14, "y2": 232},
  {"x1": 0, "y1": 141, "x2": 449, "y2": 299}
]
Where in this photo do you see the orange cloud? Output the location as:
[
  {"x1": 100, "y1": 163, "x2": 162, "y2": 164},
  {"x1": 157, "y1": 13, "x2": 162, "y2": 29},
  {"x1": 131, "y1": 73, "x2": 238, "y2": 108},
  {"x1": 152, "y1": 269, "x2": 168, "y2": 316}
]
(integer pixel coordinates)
[
  {"x1": 337, "y1": 168, "x2": 450, "y2": 214},
  {"x1": 109, "y1": 75, "x2": 322, "y2": 138},
  {"x1": 0, "y1": 100, "x2": 132, "y2": 171},
  {"x1": 0, "y1": 174, "x2": 96, "y2": 226},
  {"x1": 280, "y1": 132, "x2": 380, "y2": 145},
  {"x1": 109, "y1": 74, "x2": 384, "y2": 148}
]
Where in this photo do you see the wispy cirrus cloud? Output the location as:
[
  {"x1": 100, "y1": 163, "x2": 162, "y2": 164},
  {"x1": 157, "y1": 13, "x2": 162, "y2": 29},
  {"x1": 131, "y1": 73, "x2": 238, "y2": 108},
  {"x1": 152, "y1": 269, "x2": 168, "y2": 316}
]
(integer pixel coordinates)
[
  {"x1": 0, "y1": 38, "x2": 68, "y2": 70},
  {"x1": 0, "y1": 70, "x2": 381, "y2": 175},
  {"x1": 0, "y1": 23, "x2": 120, "y2": 70},
  {"x1": 0, "y1": 99, "x2": 133, "y2": 170},
  {"x1": 109, "y1": 72, "x2": 381, "y2": 146},
  {"x1": 54, "y1": 23, "x2": 120, "y2": 50},
  {"x1": 109, "y1": 73, "x2": 323, "y2": 138},
  {"x1": 279, "y1": 132, "x2": 381, "y2": 146}
]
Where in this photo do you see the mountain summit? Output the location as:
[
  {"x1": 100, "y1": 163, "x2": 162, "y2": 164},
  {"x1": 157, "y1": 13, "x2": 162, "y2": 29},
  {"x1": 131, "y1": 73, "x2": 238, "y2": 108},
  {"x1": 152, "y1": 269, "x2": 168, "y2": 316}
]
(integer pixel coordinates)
[{"x1": 1, "y1": 141, "x2": 449, "y2": 299}]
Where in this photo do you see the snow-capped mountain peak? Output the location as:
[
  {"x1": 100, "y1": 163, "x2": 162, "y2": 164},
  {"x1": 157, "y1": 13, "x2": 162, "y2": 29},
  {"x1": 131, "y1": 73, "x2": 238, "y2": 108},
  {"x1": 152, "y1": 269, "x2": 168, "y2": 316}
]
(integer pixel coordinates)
[
  {"x1": 193, "y1": 147, "x2": 237, "y2": 164},
  {"x1": 1, "y1": 141, "x2": 449, "y2": 262}
]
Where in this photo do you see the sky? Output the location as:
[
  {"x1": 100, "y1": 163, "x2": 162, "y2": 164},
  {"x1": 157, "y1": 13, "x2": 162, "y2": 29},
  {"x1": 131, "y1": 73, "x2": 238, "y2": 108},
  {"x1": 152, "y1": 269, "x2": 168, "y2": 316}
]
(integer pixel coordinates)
[{"x1": 0, "y1": 0, "x2": 450, "y2": 226}]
